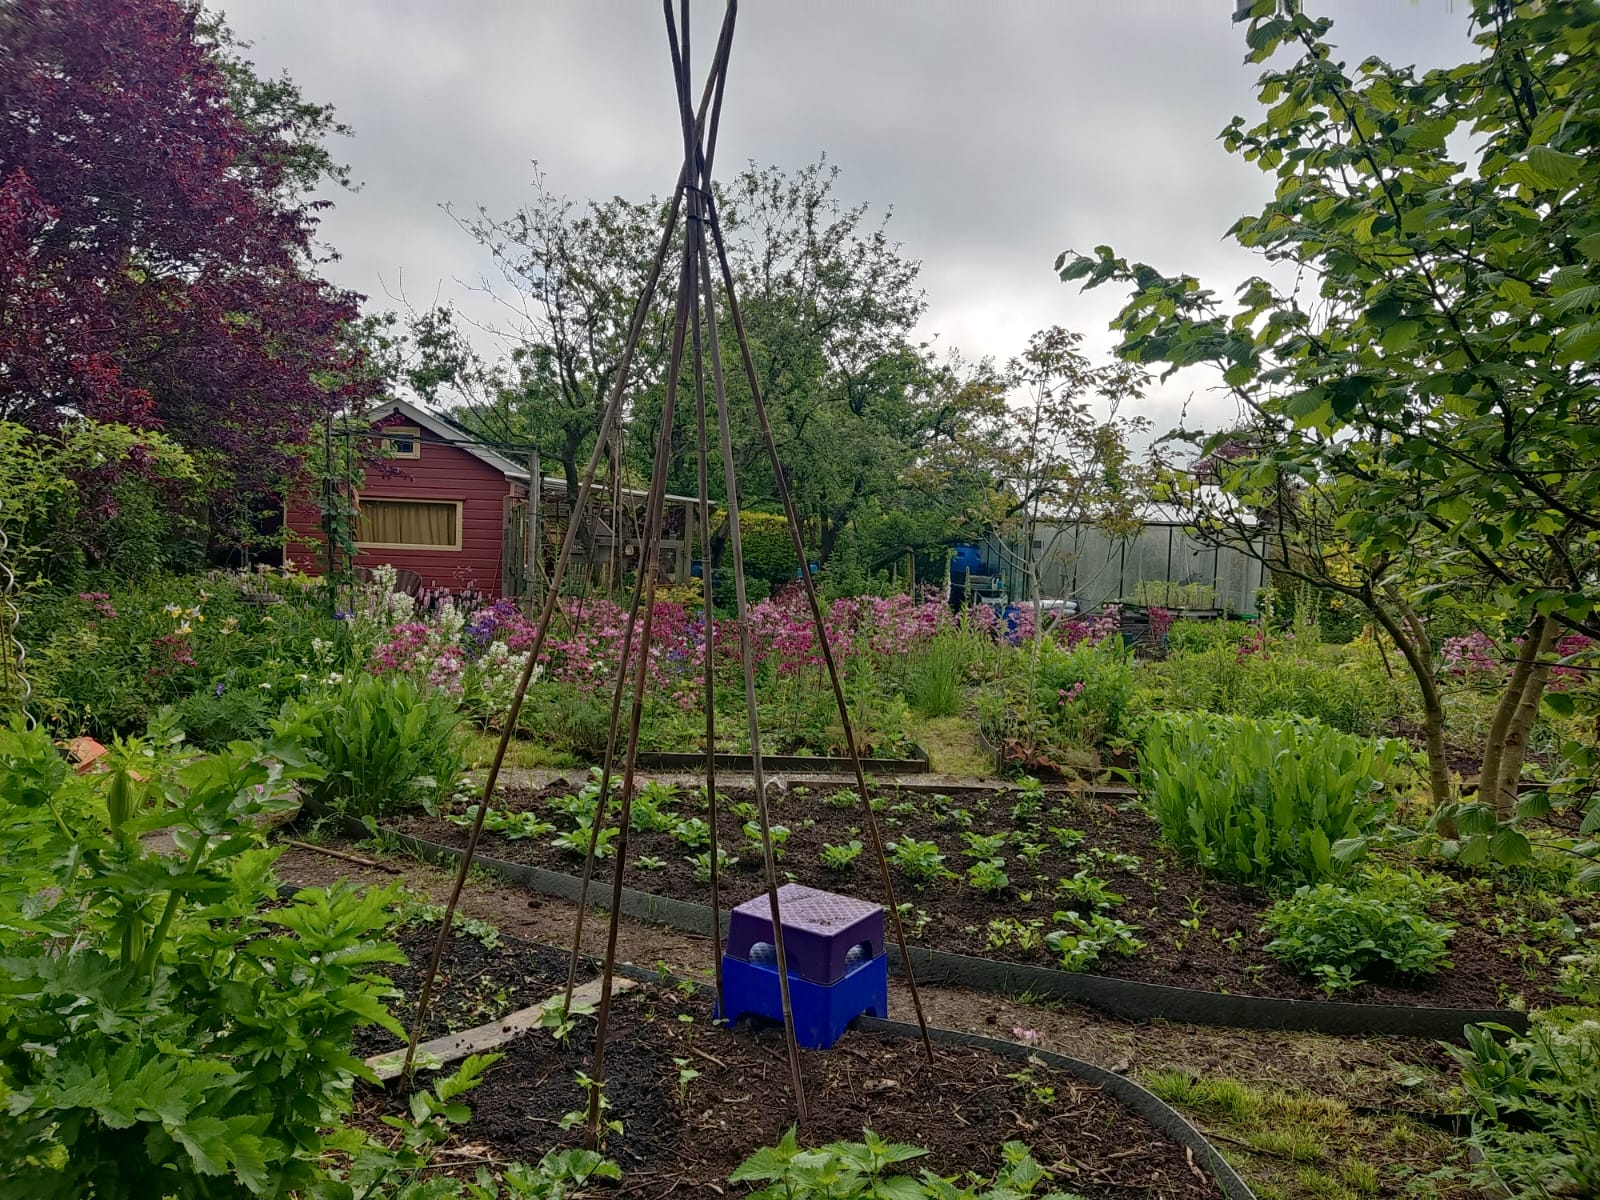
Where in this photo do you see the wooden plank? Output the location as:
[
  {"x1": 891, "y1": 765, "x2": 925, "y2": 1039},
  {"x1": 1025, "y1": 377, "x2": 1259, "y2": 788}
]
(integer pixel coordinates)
[{"x1": 367, "y1": 973, "x2": 634, "y2": 1082}]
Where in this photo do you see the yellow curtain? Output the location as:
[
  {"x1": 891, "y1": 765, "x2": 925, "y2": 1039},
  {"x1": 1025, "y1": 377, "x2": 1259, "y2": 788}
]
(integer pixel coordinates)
[{"x1": 358, "y1": 500, "x2": 457, "y2": 547}]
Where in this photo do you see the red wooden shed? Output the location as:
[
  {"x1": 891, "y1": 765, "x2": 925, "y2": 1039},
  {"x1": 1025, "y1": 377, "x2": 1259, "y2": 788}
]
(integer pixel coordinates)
[{"x1": 284, "y1": 399, "x2": 696, "y2": 599}]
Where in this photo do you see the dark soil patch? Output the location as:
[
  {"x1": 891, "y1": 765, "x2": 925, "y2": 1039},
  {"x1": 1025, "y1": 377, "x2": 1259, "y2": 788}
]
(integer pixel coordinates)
[
  {"x1": 358, "y1": 979, "x2": 1219, "y2": 1198},
  {"x1": 357, "y1": 919, "x2": 573, "y2": 1057},
  {"x1": 398, "y1": 780, "x2": 1596, "y2": 1009}
]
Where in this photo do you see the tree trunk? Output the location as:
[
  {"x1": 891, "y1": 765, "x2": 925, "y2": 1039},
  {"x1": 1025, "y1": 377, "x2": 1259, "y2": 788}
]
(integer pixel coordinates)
[
  {"x1": 819, "y1": 518, "x2": 839, "y2": 567},
  {"x1": 1489, "y1": 618, "x2": 1559, "y2": 820},
  {"x1": 1479, "y1": 614, "x2": 1549, "y2": 821},
  {"x1": 1367, "y1": 591, "x2": 1452, "y2": 814}
]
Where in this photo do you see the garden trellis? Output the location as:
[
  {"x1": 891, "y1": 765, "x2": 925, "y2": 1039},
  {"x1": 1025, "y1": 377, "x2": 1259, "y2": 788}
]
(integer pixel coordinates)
[{"x1": 400, "y1": 0, "x2": 934, "y2": 1140}]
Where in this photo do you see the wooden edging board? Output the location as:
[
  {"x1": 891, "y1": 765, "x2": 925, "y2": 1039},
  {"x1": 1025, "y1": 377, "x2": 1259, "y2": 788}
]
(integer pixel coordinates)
[
  {"x1": 364, "y1": 974, "x2": 635, "y2": 1082},
  {"x1": 634, "y1": 745, "x2": 931, "y2": 775},
  {"x1": 334, "y1": 816, "x2": 1528, "y2": 1041}
]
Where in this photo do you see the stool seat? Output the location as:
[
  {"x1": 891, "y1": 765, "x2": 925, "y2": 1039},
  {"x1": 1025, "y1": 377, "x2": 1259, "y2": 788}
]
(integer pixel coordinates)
[
  {"x1": 725, "y1": 883, "x2": 884, "y2": 985},
  {"x1": 715, "y1": 951, "x2": 887, "y2": 1049}
]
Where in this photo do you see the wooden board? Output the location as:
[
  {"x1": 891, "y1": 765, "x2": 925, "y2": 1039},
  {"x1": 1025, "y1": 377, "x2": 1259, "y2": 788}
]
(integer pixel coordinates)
[{"x1": 367, "y1": 973, "x2": 635, "y2": 1082}]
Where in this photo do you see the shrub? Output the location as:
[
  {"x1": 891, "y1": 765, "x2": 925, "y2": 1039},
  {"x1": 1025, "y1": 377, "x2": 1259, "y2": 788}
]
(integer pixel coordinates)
[
  {"x1": 1262, "y1": 867, "x2": 1455, "y2": 991},
  {"x1": 1035, "y1": 633, "x2": 1139, "y2": 747},
  {"x1": 1147, "y1": 635, "x2": 1410, "y2": 737},
  {"x1": 170, "y1": 683, "x2": 274, "y2": 749},
  {"x1": 20, "y1": 571, "x2": 342, "y2": 738},
  {"x1": 290, "y1": 674, "x2": 465, "y2": 818},
  {"x1": 1141, "y1": 712, "x2": 1411, "y2": 885}
]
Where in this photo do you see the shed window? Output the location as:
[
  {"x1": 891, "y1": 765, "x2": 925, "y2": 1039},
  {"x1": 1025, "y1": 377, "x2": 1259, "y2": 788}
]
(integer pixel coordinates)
[
  {"x1": 384, "y1": 425, "x2": 422, "y2": 458},
  {"x1": 357, "y1": 499, "x2": 461, "y2": 550}
]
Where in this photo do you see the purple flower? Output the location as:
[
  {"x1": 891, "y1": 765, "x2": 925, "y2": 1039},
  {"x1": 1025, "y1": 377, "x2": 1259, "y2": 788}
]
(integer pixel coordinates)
[{"x1": 215, "y1": 682, "x2": 226, "y2": 697}]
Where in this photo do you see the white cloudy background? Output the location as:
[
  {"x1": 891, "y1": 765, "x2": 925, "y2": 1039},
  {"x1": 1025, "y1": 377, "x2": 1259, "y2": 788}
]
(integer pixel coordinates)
[{"x1": 218, "y1": 1, "x2": 1474, "y2": 438}]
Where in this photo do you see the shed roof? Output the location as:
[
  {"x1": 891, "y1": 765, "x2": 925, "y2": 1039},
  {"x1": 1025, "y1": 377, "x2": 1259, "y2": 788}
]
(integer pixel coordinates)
[{"x1": 370, "y1": 399, "x2": 698, "y2": 504}]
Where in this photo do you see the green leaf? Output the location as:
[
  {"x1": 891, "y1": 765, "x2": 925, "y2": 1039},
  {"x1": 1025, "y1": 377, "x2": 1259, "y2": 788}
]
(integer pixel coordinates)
[
  {"x1": 1489, "y1": 828, "x2": 1532, "y2": 865},
  {"x1": 1544, "y1": 691, "x2": 1577, "y2": 717},
  {"x1": 1379, "y1": 320, "x2": 1420, "y2": 352},
  {"x1": 1527, "y1": 145, "x2": 1581, "y2": 188}
]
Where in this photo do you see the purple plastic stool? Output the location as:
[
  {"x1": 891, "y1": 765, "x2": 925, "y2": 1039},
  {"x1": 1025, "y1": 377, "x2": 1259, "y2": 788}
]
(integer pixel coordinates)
[{"x1": 724, "y1": 883, "x2": 883, "y2": 985}]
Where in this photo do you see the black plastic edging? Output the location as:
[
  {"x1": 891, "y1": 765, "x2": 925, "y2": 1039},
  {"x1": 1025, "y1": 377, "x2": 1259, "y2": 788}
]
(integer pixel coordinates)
[
  {"x1": 352, "y1": 819, "x2": 1528, "y2": 1040},
  {"x1": 856, "y1": 1015, "x2": 1258, "y2": 1200},
  {"x1": 635, "y1": 746, "x2": 930, "y2": 775}
]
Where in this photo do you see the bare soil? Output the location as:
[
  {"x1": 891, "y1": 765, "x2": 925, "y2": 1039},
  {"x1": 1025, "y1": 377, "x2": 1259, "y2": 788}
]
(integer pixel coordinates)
[
  {"x1": 393, "y1": 779, "x2": 1587, "y2": 1008},
  {"x1": 355, "y1": 975, "x2": 1221, "y2": 1200},
  {"x1": 356, "y1": 918, "x2": 572, "y2": 1057}
]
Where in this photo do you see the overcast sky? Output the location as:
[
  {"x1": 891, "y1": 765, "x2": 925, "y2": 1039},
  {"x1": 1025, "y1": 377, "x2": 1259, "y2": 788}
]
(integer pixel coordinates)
[{"x1": 219, "y1": 1, "x2": 1475, "y2": 439}]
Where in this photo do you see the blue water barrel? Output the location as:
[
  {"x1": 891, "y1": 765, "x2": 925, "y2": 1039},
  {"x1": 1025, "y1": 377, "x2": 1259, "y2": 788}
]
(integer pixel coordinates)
[{"x1": 952, "y1": 544, "x2": 985, "y2": 575}]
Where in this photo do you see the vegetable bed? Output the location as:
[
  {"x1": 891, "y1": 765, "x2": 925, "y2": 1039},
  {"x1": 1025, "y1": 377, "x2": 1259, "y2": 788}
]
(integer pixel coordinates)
[
  {"x1": 354, "y1": 914, "x2": 572, "y2": 1058},
  {"x1": 356, "y1": 973, "x2": 1229, "y2": 1199},
  {"x1": 395, "y1": 777, "x2": 1596, "y2": 1010}
]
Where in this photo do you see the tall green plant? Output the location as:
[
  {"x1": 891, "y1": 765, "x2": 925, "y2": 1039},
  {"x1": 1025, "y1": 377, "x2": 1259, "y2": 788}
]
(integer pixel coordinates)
[
  {"x1": 1140, "y1": 712, "x2": 1410, "y2": 885},
  {"x1": 907, "y1": 632, "x2": 967, "y2": 718},
  {"x1": 0, "y1": 721, "x2": 411, "y2": 1197},
  {"x1": 289, "y1": 674, "x2": 464, "y2": 818}
]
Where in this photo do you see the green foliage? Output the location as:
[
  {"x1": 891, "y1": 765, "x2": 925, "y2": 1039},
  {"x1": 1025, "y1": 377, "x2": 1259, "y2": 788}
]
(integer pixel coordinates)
[
  {"x1": 289, "y1": 673, "x2": 465, "y2": 819},
  {"x1": 1052, "y1": 870, "x2": 1124, "y2": 912},
  {"x1": 1262, "y1": 867, "x2": 1455, "y2": 992},
  {"x1": 20, "y1": 571, "x2": 344, "y2": 740},
  {"x1": 907, "y1": 633, "x2": 967, "y2": 718},
  {"x1": 551, "y1": 814, "x2": 619, "y2": 860},
  {"x1": 674, "y1": 816, "x2": 711, "y2": 850},
  {"x1": 687, "y1": 847, "x2": 738, "y2": 883},
  {"x1": 1035, "y1": 635, "x2": 1138, "y2": 748},
  {"x1": 986, "y1": 917, "x2": 1046, "y2": 954},
  {"x1": 1062, "y1": 0, "x2": 1600, "y2": 813},
  {"x1": 528, "y1": 687, "x2": 612, "y2": 759},
  {"x1": 1132, "y1": 580, "x2": 1215, "y2": 610},
  {"x1": 630, "y1": 781, "x2": 680, "y2": 833},
  {"x1": 0, "y1": 420, "x2": 202, "y2": 586},
  {"x1": 961, "y1": 831, "x2": 1008, "y2": 860},
  {"x1": 1452, "y1": 1013, "x2": 1600, "y2": 1200},
  {"x1": 729, "y1": 1128, "x2": 1074, "y2": 1200},
  {"x1": 448, "y1": 805, "x2": 556, "y2": 841},
  {"x1": 728, "y1": 511, "x2": 802, "y2": 588},
  {"x1": 1146, "y1": 635, "x2": 1409, "y2": 738},
  {"x1": 1141, "y1": 712, "x2": 1410, "y2": 885},
  {"x1": 965, "y1": 858, "x2": 1010, "y2": 896},
  {"x1": 1045, "y1": 911, "x2": 1145, "y2": 972},
  {"x1": 169, "y1": 686, "x2": 276, "y2": 750},
  {"x1": 0, "y1": 721, "x2": 414, "y2": 1197}
]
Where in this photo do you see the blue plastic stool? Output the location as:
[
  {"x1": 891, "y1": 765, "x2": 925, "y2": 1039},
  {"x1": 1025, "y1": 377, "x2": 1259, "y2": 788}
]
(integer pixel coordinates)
[{"x1": 715, "y1": 951, "x2": 888, "y2": 1049}]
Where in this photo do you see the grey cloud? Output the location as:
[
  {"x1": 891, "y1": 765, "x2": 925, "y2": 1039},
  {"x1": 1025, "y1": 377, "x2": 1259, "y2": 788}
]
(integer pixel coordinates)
[{"x1": 223, "y1": 0, "x2": 1472, "y2": 439}]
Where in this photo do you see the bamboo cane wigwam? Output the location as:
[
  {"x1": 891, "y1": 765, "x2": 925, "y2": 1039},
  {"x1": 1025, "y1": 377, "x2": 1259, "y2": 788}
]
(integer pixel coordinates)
[{"x1": 401, "y1": 0, "x2": 935, "y2": 1140}]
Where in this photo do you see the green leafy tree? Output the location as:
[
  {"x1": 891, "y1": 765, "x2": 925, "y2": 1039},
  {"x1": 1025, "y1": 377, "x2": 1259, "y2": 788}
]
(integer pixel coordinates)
[{"x1": 1060, "y1": 0, "x2": 1600, "y2": 831}]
